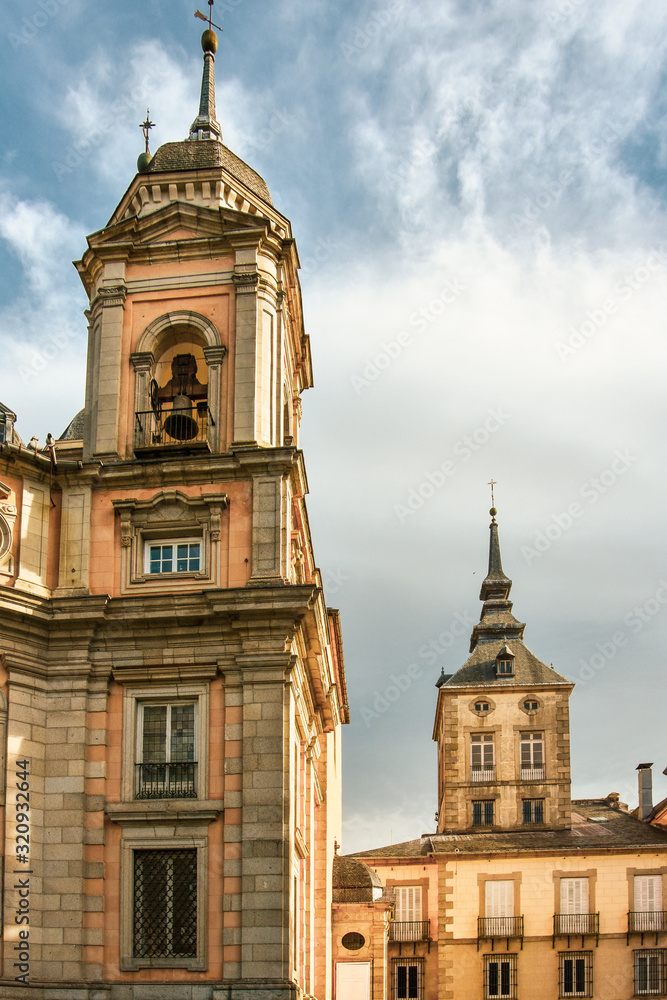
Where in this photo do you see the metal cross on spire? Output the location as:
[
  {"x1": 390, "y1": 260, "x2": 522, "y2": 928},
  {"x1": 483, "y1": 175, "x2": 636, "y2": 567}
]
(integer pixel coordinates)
[
  {"x1": 195, "y1": 0, "x2": 223, "y2": 32},
  {"x1": 139, "y1": 109, "x2": 155, "y2": 155},
  {"x1": 488, "y1": 479, "x2": 497, "y2": 508}
]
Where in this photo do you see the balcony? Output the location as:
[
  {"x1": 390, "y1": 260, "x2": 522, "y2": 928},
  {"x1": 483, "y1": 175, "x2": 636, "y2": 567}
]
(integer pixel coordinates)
[
  {"x1": 553, "y1": 913, "x2": 600, "y2": 947},
  {"x1": 390, "y1": 920, "x2": 431, "y2": 955},
  {"x1": 471, "y1": 766, "x2": 496, "y2": 783},
  {"x1": 628, "y1": 911, "x2": 667, "y2": 944},
  {"x1": 135, "y1": 761, "x2": 198, "y2": 799},
  {"x1": 477, "y1": 916, "x2": 524, "y2": 950},
  {"x1": 134, "y1": 403, "x2": 213, "y2": 454},
  {"x1": 390, "y1": 920, "x2": 431, "y2": 943},
  {"x1": 521, "y1": 766, "x2": 545, "y2": 781}
]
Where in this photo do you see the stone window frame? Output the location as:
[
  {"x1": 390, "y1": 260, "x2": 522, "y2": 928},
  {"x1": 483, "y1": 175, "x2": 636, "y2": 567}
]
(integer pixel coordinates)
[
  {"x1": 477, "y1": 872, "x2": 523, "y2": 919},
  {"x1": 558, "y1": 950, "x2": 593, "y2": 999},
  {"x1": 386, "y1": 877, "x2": 429, "y2": 923},
  {"x1": 120, "y1": 681, "x2": 210, "y2": 804},
  {"x1": 119, "y1": 829, "x2": 208, "y2": 972},
  {"x1": 113, "y1": 489, "x2": 228, "y2": 592},
  {"x1": 470, "y1": 696, "x2": 495, "y2": 717},
  {"x1": 552, "y1": 870, "x2": 598, "y2": 917},
  {"x1": 520, "y1": 696, "x2": 541, "y2": 715}
]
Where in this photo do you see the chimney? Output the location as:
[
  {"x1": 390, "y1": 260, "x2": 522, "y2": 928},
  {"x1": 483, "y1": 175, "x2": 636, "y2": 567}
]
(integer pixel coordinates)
[{"x1": 637, "y1": 763, "x2": 654, "y2": 820}]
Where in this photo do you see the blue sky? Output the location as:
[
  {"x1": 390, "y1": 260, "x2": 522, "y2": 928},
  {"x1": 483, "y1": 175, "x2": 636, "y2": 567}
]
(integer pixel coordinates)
[{"x1": 2, "y1": 0, "x2": 667, "y2": 852}]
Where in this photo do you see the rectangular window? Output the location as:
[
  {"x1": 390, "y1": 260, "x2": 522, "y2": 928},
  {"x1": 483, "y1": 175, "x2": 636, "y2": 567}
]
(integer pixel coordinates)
[
  {"x1": 520, "y1": 732, "x2": 544, "y2": 779},
  {"x1": 471, "y1": 733, "x2": 495, "y2": 780},
  {"x1": 634, "y1": 950, "x2": 667, "y2": 996},
  {"x1": 559, "y1": 951, "x2": 593, "y2": 998},
  {"x1": 136, "y1": 702, "x2": 197, "y2": 798},
  {"x1": 484, "y1": 954, "x2": 517, "y2": 999},
  {"x1": 635, "y1": 876, "x2": 664, "y2": 932},
  {"x1": 146, "y1": 539, "x2": 201, "y2": 575},
  {"x1": 561, "y1": 878, "x2": 589, "y2": 915},
  {"x1": 395, "y1": 885, "x2": 422, "y2": 922},
  {"x1": 393, "y1": 958, "x2": 424, "y2": 1000},
  {"x1": 522, "y1": 798, "x2": 544, "y2": 824},
  {"x1": 484, "y1": 880, "x2": 515, "y2": 937},
  {"x1": 473, "y1": 800, "x2": 494, "y2": 826},
  {"x1": 133, "y1": 849, "x2": 197, "y2": 959},
  {"x1": 0, "y1": 414, "x2": 5, "y2": 444}
]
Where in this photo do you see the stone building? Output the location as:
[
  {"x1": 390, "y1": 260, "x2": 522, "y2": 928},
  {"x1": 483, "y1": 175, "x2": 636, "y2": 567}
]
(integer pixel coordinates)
[
  {"x1": 353, "y1": 511, "x2": 667, "y2": 1000},
  {"x1": 0, "y1": 17, "x2": 347, "y2": 1000}
]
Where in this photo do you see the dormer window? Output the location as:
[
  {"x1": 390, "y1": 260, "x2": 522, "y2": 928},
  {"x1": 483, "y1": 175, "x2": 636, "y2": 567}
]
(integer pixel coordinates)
[{"x1": 495, "y1": 644, "x2": 515, "y2": 677}]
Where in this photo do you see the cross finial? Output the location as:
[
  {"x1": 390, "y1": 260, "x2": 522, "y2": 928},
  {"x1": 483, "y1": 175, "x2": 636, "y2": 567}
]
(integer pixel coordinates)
[
  {"x1": 140, "y1": 108, "x2": 155, "y2": 154},
  {"x1": 194, "y1": 0, "x2": 223, "y2": 31},
  {"x1": 488, "y1": 479, "x2": 497, "y2": 508}
]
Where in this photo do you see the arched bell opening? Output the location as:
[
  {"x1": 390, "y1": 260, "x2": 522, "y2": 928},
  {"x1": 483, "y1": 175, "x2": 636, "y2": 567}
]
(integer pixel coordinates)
[{"x1": 131, "y1": 314, "x2": 226, "y2": 455}]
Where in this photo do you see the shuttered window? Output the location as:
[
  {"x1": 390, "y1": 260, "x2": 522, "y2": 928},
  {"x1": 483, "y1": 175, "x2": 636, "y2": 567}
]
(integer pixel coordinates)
[
  {"x1": 395, "y1": 886, "x2": 422, "y2": 923},
  {"x1": 561, "y1": 878, "x2": 589, "y2": 915},
  {"x1": 485, "y1": 881, "x2": 514, "y2": 918},
  {"x1": 635, "y1": 876, "x2": 663, "y2": 912}
]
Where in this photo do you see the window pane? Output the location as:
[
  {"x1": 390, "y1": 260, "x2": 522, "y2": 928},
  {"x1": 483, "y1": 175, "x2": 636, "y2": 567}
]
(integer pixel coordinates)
[
  {"x1": 133, "y1": 849, "x2": 197, "y2": 958},
  {"x1": 170, "y1": 704, "x2": 195, "y2": 761},
  {"x1": 189, "y1": 543, "x2": 201, "y2": 571},
  {"x1": 397, "y1": 965, "x2": 407, "y2": 999},
  {"x1": 408, "y1": 964, "x2": 418, "y2": 999},
  {"x1": 500, "y1": 959, "x2": 510, "y2": 996},
  {"x1": 575, "y1": 958, "x2": 586, "y2": 993},
  {"x1": 523, "y1": 800, "x2": 531, "y2": 823},
  {"x1": 489, "y1": 961, "x2": 499, "y2": 997},
  {"x1": 142, "y1": 706, "x2": 167, "y2": 762},
  {"x1": 564, "y1": 958, "x2": 574, "y2": 994},
  {"x1": 176, "y1": 544, "x2": 188, "y2": 572},
  {"x1": 535, "y1": 800, "x2": 544, "y2": 823},
  {"x1": 484, "y1": 801, "x2": 494, "y2": 825}
]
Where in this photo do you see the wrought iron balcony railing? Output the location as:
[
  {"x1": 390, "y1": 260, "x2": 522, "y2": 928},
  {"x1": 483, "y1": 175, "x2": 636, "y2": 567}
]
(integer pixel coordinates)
[
  {"x1": 521, "y1": 766, "x2": 545, "y2": 781},
  {"x1": 135, "y1": 761, "x2": 198, "y2": 799},
  {"x1": 390, "y1": 920, "x2": 431, "y2": 943},
  {"x1": 471, "y1": 767, "x2": 496, "y2": 782},
  {"x1": 629, "y1": 911, "x2": 667, "y2": 933},
  {"x1": 478, "y1": 916, "x2": 524, "y2": 949},
  {"x1": 554, "y1": 913, "x2": 599, "y2": 936},
  {"x1": 134, "y1": 404, "x2": 213, "y2": 452}
]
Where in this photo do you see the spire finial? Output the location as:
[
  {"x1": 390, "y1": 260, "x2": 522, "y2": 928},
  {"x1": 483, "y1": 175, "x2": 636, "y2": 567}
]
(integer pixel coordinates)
[
  {"x1": 488, "y1": 479, "x2": 497, "y2": 519},
  {"x1": 140, "y1": 109, "x2": 155, "y2": 156},
  {"x1": 190, "y1": 2, "x2": 223, "y2": 142}
]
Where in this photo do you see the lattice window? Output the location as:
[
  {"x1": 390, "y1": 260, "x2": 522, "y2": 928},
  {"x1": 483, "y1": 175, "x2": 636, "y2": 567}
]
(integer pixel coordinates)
[
  {"x1": 133, "y1": 849, "x2": 197, "y2": 958},
  {"x1": 634, "y1": 950, "x2": 667, "y2": 996},
  {"x1": 484, "y1": 953, "x2": 517, "y2": 999},
  {"x1": 393, "y1": 958, "x2": 424, "y2": 1000},
  {"x1": 559, "y1": 951, "x2": 593, "y2": 997}
]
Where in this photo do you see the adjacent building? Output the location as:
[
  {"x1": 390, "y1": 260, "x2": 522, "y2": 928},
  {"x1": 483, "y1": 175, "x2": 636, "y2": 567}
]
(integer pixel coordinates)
[
  {"x1": 352, "y1": 510, "x2": 667, "y2": 1000},
  {"x1": 0, "y1": 18, "x2": 347, "y2": 1000}
]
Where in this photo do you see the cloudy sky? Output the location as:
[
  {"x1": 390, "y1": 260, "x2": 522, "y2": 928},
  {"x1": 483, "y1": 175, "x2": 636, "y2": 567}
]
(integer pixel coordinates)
[{"x1": 1, "y1": 0, "x2": 667, "y2": 853}]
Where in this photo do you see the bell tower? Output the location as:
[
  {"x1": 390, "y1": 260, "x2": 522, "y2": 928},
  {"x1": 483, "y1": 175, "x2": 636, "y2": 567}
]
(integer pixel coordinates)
[
  {"x1": 0, "y1": 9, "x2": 347, "y2": 999},
  {"x1": 433, "y1": 507, "x2": 573, "y2": 834}
]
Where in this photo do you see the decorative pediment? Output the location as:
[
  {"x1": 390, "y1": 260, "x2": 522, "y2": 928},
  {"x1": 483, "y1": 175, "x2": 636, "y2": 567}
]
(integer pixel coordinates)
[{"x1": 112, "y1": 490, "x2": 229, "y2": 542}]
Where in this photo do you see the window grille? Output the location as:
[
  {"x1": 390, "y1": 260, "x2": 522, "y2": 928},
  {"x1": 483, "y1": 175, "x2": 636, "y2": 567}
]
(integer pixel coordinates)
[
  {"x1": 522, "y1": 798, "x2": 544, "y2": 824},
  {"x1": 484, "y1": 953, "x2": 517, "y2": 999},
  {"x1": 634, "y1": 949, "x2": 667, "y2": 995},
  {"x1": 392, "y1": 958, "x2": 424, "y2": 1000},
  {"x1": 133, "y1": 849, "x2": 197, "y2": 958},
  {"x1": 559, "y1": 951, "x2": 593, "y2": 997},
  {"x1": 473, "y1": 800, "x2": 494, "y2": 825}
]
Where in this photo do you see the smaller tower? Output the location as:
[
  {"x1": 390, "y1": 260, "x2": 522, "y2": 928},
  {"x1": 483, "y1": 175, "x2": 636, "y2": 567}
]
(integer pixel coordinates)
[{"x1": 433, "y1": 507, "x2": 573, "y2": 834}]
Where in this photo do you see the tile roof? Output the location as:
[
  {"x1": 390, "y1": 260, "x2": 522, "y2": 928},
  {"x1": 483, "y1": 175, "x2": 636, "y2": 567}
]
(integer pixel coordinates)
[
  {"x1": 352, "y1": 801, "x2": 667, "y2": 859},
  {"x1": 148, "y1": 140, "x2": 273, "y2": 206}
]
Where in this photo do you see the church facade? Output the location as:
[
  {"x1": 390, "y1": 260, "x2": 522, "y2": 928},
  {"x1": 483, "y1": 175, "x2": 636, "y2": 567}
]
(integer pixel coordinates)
[{"x1": 0, "y1": 17, "x2": 347, "y2": 1000}]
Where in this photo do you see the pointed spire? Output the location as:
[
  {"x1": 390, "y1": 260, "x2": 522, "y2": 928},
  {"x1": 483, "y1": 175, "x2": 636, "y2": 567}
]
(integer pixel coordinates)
[
  {"x1": 189, "y1": 12, "x2": 223, "y2": 143},
  {"x1": 479, "y1": 506, "x2": 512, "y2": 602},
  {"x1": 469, "y1": 506, "x2": 525, "y2": 652}
]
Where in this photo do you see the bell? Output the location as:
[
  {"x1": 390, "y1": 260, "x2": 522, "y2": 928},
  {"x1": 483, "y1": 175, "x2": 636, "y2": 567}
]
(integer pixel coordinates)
[{"x1": 163, "y1": 394, "x2": 198, "y2": 441}]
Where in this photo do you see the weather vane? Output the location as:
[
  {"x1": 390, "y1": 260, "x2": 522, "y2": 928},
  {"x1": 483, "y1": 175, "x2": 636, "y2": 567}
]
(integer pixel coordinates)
[
  {"x1": 488, "y1": 479, "x2": 497, "y2": 508},
  {"x1": 140, "y1": 109, "x2": 155, "y2": 155},
  {"x1": 195, "y1": 0, "x2": 223, "y2": 32}
]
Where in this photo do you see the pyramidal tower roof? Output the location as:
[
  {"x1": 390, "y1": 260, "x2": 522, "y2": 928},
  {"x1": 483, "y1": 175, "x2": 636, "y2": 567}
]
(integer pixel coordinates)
[{"x1": 442, "y1": 508, "x2": 571, "y2": 688}]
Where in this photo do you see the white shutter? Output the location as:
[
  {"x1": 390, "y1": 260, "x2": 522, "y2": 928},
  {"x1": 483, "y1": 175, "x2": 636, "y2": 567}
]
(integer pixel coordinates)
[
  {"x1": 560, "y1": 878, "x2": 589, "y2": 914},
  {"x1": 635, "y1": 875, "x2": 663, "y2": 912},
  {"x1": 395, "y1": 886, "x2": 422, "y2": 922},
  {"x1": 485, "y1": 880, "x2": 514, "y2": 918}
]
